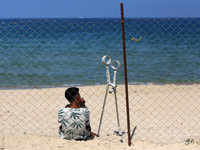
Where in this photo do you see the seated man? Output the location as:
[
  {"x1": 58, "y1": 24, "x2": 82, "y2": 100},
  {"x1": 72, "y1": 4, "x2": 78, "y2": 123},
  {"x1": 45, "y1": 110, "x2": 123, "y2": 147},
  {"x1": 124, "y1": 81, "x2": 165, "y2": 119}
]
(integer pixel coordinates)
[{"x1": 58, "y1": 87, "x2": 96, "y2": 140}]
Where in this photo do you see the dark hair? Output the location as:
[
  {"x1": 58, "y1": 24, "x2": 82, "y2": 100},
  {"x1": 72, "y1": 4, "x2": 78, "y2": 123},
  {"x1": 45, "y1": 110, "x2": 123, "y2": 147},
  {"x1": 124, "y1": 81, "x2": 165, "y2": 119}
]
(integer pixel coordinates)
[{"x1": 65, "y1": 87, "x2": 79, "y2": 103}]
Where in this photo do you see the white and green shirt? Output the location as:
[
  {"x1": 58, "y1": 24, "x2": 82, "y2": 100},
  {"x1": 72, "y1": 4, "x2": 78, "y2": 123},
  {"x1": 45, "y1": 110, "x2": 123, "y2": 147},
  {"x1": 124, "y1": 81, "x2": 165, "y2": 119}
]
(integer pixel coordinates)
[{"x1": 58, "y1": 107, "x2": 90, "y2": 140}]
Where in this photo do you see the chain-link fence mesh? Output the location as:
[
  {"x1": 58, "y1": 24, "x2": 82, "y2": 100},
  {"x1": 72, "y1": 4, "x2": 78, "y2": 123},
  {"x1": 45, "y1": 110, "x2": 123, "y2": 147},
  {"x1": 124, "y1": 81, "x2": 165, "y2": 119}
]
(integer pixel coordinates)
[
  {"x1": 0, "y1": 18, "x2": 200, "y2": 144},
  {"x1": 125, "y1": 18, "x2": 200, "y2": 144}
]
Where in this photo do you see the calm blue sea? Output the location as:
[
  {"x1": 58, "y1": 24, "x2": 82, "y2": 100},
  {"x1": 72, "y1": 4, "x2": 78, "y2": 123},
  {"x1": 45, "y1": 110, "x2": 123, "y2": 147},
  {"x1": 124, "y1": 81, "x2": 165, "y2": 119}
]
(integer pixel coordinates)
[{"x1": 0, "y1": 18, "x2": 200, "y2": 87}]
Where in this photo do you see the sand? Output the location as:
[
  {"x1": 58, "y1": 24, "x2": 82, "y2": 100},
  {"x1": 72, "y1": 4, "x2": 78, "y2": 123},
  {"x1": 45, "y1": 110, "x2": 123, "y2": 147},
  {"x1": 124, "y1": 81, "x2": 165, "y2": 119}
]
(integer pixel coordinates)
[
  {"x1": 0, "y1": 134, "x2": 199, "y2": 150},
  {"x1": 0, "y1": 84, "x2": 200, "y2": 150}
]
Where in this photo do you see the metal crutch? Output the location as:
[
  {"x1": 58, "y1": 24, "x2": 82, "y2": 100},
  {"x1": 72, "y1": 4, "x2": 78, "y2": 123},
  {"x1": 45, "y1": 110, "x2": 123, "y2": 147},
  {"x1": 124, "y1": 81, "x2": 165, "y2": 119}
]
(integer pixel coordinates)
[{"x1": 97, "y1": 55, "x2": 121, "y2": 136}]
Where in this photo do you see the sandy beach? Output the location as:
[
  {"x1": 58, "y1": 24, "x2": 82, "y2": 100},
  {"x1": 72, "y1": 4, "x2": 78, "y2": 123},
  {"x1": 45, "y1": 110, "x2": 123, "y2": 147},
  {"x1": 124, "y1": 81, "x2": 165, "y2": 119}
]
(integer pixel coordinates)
[{"x1": 0, "y1": 84, "x2": 200, "y2": 150}]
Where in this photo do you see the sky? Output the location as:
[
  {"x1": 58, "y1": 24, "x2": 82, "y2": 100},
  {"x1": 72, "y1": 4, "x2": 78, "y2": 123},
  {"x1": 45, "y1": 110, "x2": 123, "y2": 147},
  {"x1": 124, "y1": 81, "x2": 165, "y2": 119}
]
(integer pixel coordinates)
[{"x1": 0, "y1": 0, "x2": 200, "y2": 19}]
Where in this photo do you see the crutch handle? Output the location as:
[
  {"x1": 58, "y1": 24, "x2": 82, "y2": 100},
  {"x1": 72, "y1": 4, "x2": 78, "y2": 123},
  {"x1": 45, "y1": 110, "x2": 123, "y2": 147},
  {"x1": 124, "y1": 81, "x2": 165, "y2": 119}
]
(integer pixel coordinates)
[
  {"x1": 109, "y1": 88, "x2": 114, "y2": 93},
  {"x1": 109, "y1": 83, "x2": 117, "y2": 93}
]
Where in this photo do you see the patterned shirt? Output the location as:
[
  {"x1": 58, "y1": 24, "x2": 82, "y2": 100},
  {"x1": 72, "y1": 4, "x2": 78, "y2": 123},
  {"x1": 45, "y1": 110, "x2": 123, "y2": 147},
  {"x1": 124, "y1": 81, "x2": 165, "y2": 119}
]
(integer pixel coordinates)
[{"x1": 58, "y1": 107, "x2": 90, "y2": 140}]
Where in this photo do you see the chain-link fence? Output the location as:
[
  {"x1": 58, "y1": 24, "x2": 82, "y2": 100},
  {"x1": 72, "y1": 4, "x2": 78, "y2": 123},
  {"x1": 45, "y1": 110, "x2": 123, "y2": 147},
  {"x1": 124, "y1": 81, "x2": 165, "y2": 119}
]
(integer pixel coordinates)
[{"x1": 0, "y1": 18, "x2": 200, "y2": 144}]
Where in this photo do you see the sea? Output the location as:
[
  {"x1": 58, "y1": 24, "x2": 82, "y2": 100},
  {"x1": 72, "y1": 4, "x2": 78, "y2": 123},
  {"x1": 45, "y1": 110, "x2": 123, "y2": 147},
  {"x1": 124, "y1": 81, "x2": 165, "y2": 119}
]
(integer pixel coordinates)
[{"x1": 0, "y1": 18, "x2": 200, "y2": 88}]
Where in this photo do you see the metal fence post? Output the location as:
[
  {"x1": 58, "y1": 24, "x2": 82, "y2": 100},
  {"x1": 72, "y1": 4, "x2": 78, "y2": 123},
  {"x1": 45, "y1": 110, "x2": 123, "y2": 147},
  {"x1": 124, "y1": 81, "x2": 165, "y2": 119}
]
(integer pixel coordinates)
[{"x1": 120, "y1": 3, "x2": 131, "y2": 146}]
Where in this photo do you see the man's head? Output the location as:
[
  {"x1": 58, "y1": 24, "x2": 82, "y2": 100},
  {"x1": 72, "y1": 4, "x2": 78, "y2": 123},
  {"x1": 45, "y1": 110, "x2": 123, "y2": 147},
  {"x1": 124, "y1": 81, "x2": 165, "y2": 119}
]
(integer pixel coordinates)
[{"x1": 65, "y1": 87, "x2": 79, "y2": 103}]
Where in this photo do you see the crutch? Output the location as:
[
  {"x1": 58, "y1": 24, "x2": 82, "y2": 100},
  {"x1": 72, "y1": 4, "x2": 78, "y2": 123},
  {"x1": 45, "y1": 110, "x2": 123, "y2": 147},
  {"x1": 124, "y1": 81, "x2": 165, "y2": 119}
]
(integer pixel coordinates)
[{"x1": 97, "y1": 55, "x2": 121, "y2": 136}]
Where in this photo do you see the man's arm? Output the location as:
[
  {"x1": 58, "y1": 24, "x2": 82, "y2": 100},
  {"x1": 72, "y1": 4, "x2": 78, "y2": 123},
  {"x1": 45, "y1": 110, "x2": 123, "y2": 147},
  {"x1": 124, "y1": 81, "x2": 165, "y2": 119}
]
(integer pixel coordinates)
[{"x1": 81, "y1": 98, "x2": 97, "y2": 137}]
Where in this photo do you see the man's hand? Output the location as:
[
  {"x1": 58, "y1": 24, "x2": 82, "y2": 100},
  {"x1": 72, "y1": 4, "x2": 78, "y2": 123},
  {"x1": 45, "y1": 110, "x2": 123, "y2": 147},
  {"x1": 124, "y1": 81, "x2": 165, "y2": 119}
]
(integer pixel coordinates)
[
  {"x1": 91, "y1": 132, "x2": 98, "y2": 137},
  {"x1": 80, "y1": 98, "x2": 86, "y2": 108}
]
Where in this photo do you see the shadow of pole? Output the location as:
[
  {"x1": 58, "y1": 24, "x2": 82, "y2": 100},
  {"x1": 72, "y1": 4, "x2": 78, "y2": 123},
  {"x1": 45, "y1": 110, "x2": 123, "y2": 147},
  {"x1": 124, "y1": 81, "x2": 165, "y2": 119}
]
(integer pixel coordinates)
[{"x1": 131, "y1": 126, "x2": 137, "y2": 140}]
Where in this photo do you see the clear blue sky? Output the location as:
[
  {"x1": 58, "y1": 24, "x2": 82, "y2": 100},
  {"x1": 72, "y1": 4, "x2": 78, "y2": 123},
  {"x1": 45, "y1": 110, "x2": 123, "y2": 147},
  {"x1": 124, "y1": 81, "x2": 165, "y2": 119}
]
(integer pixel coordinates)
[{"x1": 0, "y1": 0, "x2": 199, "y2": 18}]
